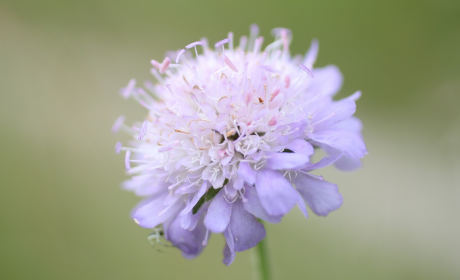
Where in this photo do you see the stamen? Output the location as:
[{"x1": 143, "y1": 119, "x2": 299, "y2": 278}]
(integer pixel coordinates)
[
  {"x1": 115, "y1": 142, "x2": 122, "y2": 154},
  {"x1": 150, "y1": 68, "x2": 165, "y2": 83},
  {"x1": 125, "y1": 150, "x2": 131, "y2": 170},
  {"x1": 223, "y1": 55, "x2": 238, "y2": 72},
  {"x1": 281, "y1": 28, "x2": 289, "y2": 52},
  {"x1": 165, "y1": 84, "x2": 175, "y2": 96},
  {"x1": 253, "y1": 36, "x2": 264, "y2": 54},
  {"x1": 260, "y1": 65, "x2": 279, "y2": 73},
  {"x1": 150, "y1": 60, "x2": 161, "y2": 68},
  {"x1": 284, "y1": 75, "x2": 291, "y2": 88},
  {"x1": 215, "y1": 38, "x2": 230, "y2": 48},
  {"x1": 138, "y1": 120, "x2": 148, "y2": 140},
  {"x1": 185, "y1": 41, "x2": 203, "y2": 49},
  {"x1": 300, "y1": 63, "x2": 314, "y2": 78},
  {"x1": 122, "y1": 79, "x2": 136, "y2": 99},
  {"x1": 268, "y1": 116, "x2": 277, "y2": 126},
  {"x1": 269, "y1": 88, "x2": 281, "y2": 102},
  {"x1": 159, "y1": 57, "x2": 171, "y2": 74},
  {"x1": 112, "y1": 115, "x2": 125, "y2": 133},
  {"x1": 202, "y1": 229, "x2": 210, "y2": 246},
  {"x1": 228, "y1": 32, "x2": 234, "y2": 51},
  {"x1": 248, "y1": 24, "x2": 260, "y2": 51},
  {"x1": 175, "y1": 49, "x2": 185, "y2": 63},
  {"x1": 159, "y1": 140, "x2": 180, "y2": 152},
  {"x1": 304, "y1": 39, "x2": 319, "y2": 68},
  {"x1": 239, "y1": 36, "x2": 248, "y2": 51}
]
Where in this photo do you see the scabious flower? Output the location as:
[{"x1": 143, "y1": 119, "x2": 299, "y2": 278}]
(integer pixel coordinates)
[{"x1": 113, "y1": 25, "x2": 367, "y2": 265}]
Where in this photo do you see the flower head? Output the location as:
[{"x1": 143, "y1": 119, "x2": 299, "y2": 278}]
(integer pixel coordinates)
[{"x1": 114, "y1": 25, "x2": 367, "y2": 265}]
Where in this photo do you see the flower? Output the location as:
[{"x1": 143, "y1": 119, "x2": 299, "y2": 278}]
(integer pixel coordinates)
[{"x1": 113, "y1": 25, "x2": 367, "y2": 265}]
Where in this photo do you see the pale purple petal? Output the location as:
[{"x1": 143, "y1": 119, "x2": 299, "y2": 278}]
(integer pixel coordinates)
[
  {"x1": 222, "y1": 228, "x2": 235, "y2": 266},
  {"x1": 238, "y1": 162, "x2": 256, "y2": 185},
  {"x1": 165, "y1": 216, "x2": 206, "y2": 259},
  {"x1": 229, "y1": 199, "x2": 266, "y2": 252},
  {"x1": 243, "y1": 185, "x2": 282, "y2": 223},
  {"x1": 292, "y1": 173, "x2": 343, "y2": 216},
  {"x1": 308, "y1": 65, "x2": 343, "y2": 97},
  {"x1": 255, "y1": 169, "x2": 298, "y2": 216},
  {"x1": 266, "y1": 152, "x2": 310, "y2": 170},
  {"x1": 131, "y1": 193, "x2": 183, "y2": 228},
  {"x1": 333, "y1": 155, "x2": 362, "y2": 171},
  {"x1": 333, "y1": 116, "x2": 363, "y2": 134},
  {"x1": 295, "y1": 190, "x2": 309, "y2": 218},
  {"x1": 312, "y1": 92, "x2": 360, "y2": 129},
  {"x1": 285, "y1": 139, "x2": 314, "y2": 156},
  {"x1": 309, "y1": 129, "x2": 367, "y2": 158},
  {"x1": 304, "y1": 153, "x2": 344, "y2": 171},
  {"x1": 180, "y1": 182, "x2": 208, "y2": 215},
  {"x1": 204, "y1": 190, "x2": 233, "y2": 233}
]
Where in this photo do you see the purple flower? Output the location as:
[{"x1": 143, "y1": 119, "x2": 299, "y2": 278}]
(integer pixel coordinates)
[{"x1": 113, "y1": 25, "x2": 367, "y2": 265}]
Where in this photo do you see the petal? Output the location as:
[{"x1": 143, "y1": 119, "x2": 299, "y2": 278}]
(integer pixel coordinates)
[
  {"x1": 285, "y1": 139, "x2": 314, "y2": 156},
  {"x1": 132, "y1": 193, "x2": 182, "y2": 228},
  {"x1": 165, "y1": 216, "x2": 206, "y2": 259},
  {"x1": 319, "y1": 144, "x2": 363, "y2": 171},
  {"x1": 292, "y1": 173, "x2": 343, "y2": 216},
  {"x1": 333, "y1": 155, "x2": 362, "y2": 171},
  {"x1": 222, "y1": 228, "x2": 235, "y2": 266},
  {"x1": 304, "y1": 153, "x2": 344, "y2": 171},
  {"x1": 204, "y1": 190, "x2": 233, "y2": 233},
  {"x1": 255, "y1": 169, "x2": 298, "y2": 216},
  {"x1": 334, "y1": 116, "x2": 363, "y2": 134},
  {"x1": 238, "y1": 161, "x2": 256, "y2": 184},
  {"x1": 229, "y1": 199, "x2": 266, "y2": 252},
  {"x1": 309, "y1": 65, "x2": 343, "y2": 97},
  {"x1": 266, "y1": 152, "x2": 310, "y2": 170},
  {"x1": 180, "y1": 181, "x2": 208, "y2": 215},
  {"x1": 180, "y1": 204, "x2": 205, "y2": 230},
  {"x1": 309, "y1": 129, "x2": 367, "y2": 158},
  {"x1": 295, "y1": 190, "x2": 309, "y2": 218},
  {"x1": 243, "y1": 185, "x2": 282, "y2": 223},
  {"x1": 313, "y1": 91, "x2": 360, "y2": 130}
]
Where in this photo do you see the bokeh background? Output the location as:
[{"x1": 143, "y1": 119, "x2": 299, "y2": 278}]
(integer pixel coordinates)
[{"x1": 1, "y1": 0, "x2": 460, "y2": 279}]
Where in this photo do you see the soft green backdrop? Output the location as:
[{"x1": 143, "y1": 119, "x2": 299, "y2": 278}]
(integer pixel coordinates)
[{"x1": 1, "y1": 0, "x2": 459, "y2": 279}]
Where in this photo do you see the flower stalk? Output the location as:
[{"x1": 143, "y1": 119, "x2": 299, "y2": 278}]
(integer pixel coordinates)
[{"x1": 255, "y1": 228, "x2": 271, "y2": 280}]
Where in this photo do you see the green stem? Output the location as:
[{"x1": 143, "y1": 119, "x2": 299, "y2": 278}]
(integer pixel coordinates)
[{"x1": 255, "y1": 233, "x2": 271, "y2": 280}]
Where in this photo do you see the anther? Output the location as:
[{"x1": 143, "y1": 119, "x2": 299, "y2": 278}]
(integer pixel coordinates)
[
  {"x1": 122, "y1": 79, "x2": 136, "y2": 99},
  {"x1": 223, "y1": 55, "x2": 238, "y2": 72},
  {"x1": 159, "y1": 57, "x2": 170, "y2": 74},
  {"x1": 284, "y1": 76, "x2": 291, "y2": 88},
  {"x1": 300, "y1": 63, "x2": 314, "y2": 78},
  {"x1": 112, "y1": 115, "x2": 125, "y2": 133},
  {"x1": 125, "y1": 150, "x2": 131, "y2": 170},
  {"x1": 138, "y1": 120, "x2": 148, "y2": 140},
  {"x1": 215, "y1": 38, "x2": 230, "y2": 48},
  {"x1": 175, "y1": 49, "x2": 185, "y2": 63},
  {"x1": 185, "y1": 41, "x2": 204, "y2": 49},
  {"x1": 115, "y1": 142, "x2": 122, "y2": 154}
]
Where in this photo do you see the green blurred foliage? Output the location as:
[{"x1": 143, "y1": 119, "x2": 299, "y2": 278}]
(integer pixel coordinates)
[{"x1": 1, "y1": 0, "x2": 459, "y2": 279}]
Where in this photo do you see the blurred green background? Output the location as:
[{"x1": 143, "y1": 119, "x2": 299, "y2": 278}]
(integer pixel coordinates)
[{"x1": 1, "y1": 0, "x2": 459, "y2": 279}]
